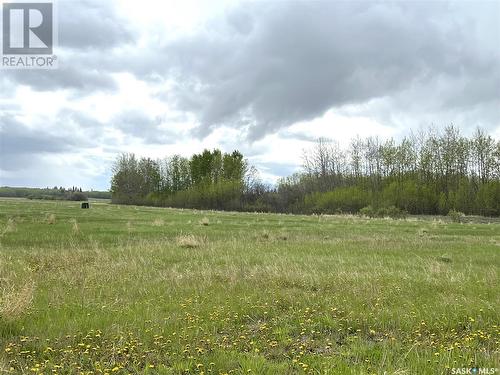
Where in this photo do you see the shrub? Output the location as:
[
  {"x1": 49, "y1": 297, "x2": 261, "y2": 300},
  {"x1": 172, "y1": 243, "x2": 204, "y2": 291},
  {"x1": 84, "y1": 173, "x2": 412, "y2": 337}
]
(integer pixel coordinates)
[
  {"x1": 386, "y1": 206, "x2": 408, "y2": 220},
  {"x1": 305, "y1": 187, "x2": 371, "y2": 214},
  {"x1": 359, "y1": 205, "x2": 376, "y2": 218},
  {"x1": 68, "y1": 192, "x2": 88, "y2": 201},
  {"x1": 448, "y1": 209, "x2": 465, "y2": 223},
  {"x1": 376, "y1": 207, "x2": 390, "y2": 218},
  {"x1": 360, "y1": 205, "x2": 407, "y2": 219}
]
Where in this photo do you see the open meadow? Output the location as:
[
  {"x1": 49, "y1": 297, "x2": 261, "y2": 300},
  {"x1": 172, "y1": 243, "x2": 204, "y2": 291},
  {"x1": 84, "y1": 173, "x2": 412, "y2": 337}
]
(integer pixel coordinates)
[{"x1": 0, "y1": 198, "x2": 499, "y2": 374}]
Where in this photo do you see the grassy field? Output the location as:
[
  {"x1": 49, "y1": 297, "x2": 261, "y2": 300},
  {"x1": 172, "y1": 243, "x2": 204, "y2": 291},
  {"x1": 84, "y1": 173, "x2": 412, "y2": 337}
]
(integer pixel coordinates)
[{"x1": 0, "y1": 198, "x2": 499, "y2": 374}]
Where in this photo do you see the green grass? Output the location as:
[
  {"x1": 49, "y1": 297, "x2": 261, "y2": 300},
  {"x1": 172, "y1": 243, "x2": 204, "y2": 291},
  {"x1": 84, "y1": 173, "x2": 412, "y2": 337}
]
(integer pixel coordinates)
[{"x1": 0, "y1": 198, "x2": 499, "y2": 374}]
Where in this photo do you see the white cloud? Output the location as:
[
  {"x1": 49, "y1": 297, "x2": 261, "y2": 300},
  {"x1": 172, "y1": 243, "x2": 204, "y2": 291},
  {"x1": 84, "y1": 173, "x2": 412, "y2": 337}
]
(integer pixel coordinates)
[{"x1": 1, "y1": 0, "x2": 499, "y2": 189}]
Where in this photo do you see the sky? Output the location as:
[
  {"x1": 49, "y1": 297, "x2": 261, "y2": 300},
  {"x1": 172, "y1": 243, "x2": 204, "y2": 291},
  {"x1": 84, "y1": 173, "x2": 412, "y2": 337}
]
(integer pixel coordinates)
[{"x1": 0, "y1": 0, "x2": 499, "y2": 190}]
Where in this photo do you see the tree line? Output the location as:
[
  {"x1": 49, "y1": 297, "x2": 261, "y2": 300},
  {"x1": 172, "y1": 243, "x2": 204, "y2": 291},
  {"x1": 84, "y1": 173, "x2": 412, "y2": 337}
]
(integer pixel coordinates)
[
  {"x1": 111, "y1": 150, "x2": 255, "y2": 211},
  {"x1": 0, "y1": 186, "x2": 111, "y2": 201},
  {"x1": 111, "y1": 126, "x2": 500, "y2": 216}
]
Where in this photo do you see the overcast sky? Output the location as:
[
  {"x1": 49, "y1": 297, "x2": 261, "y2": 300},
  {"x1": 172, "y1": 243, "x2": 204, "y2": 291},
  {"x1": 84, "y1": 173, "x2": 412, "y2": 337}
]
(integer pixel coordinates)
[{"x1": 1, "y1": 0, "x2": 499, "y2": 190}]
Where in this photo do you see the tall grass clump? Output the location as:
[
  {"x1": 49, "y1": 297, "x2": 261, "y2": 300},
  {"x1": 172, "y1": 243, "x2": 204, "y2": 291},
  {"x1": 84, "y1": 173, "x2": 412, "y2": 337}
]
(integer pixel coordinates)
[
  {"x1": 0, "y1": 282, "x2": 35, "y2": 321},
  {"x1": 69, "y1": 218, "x2": 80, "y2": 233},
  {"x1": 3, "y1": 218, "x2": 16, "y2": 234},
  {"x1": 45, "y1": 213, "x2": 56, "y2": 225},
  {"x1": 152, "y1": 218, "x2": 165, "y2": 227},
  {"x1": 176, "y1": 234, "x2": 201, "y2": 248}
]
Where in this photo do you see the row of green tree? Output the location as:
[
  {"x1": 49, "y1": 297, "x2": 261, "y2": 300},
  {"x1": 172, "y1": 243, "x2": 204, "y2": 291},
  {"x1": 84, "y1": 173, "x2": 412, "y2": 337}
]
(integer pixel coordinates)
[
  {"x1": 111, "y1": 126, "x2": 500, "y2": 216},
  {"x1": 111, "y1": 150, "x2": 254, "y2": 211},
  {"x1": 0, "y1": 186, "x2": 111, "y2": 201}
]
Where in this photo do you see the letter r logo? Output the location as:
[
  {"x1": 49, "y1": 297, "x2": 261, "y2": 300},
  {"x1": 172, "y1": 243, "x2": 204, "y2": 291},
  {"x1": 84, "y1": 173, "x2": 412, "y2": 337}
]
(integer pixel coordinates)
[{"x1": 2, "y1": 3, "x2": 53, "y2": 55}]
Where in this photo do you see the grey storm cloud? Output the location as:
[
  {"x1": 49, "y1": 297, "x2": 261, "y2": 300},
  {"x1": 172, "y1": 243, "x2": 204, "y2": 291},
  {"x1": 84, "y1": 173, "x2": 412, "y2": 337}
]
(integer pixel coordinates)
[
  {"x1": 0, "y1": 116, "x2": 76, "y2": 172},
  {"x1": 0, "y1": 116, "x2": 76, "y2": 156},
  {"x1": 148, "y1": 1, "x2": 499, "y2": 139},
  {"x1": 1, "y1": 0, "x2": 498, "y2": 190},
  {"x1": 1, "y1": 0, "x2": 498, "y2": 161},
  {"x1": 4, "y1": 67, "x2": 117, "y2": 93},
  {"x1": 59, "y1": 1, "x2": 133, "y2": 50},
  {"x1": 0, "y1": 112, "x2": 103, "y2": 172},
  {"x1": 113, "y1": 110, "x2": 178, "y2": 145}
]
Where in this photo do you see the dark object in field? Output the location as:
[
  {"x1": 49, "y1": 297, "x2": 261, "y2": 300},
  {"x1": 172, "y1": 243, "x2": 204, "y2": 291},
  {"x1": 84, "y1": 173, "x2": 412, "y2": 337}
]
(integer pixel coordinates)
[
  {"x1": 437, "y1": 256, "x2": 452, "y2": 263},
  {"x1": 81, "y1": 202, "x2": 90, "y2": 209}
]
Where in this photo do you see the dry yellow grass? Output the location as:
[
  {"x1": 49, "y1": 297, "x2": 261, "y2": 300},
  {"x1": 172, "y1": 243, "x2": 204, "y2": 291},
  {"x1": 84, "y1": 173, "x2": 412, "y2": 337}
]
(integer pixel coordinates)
[
  {"x1": 0, "y1": 281, "x2": 35, "y2": 321},
  {"x1": 176, "y1": 234, "x2": 201, "y2": 248},
  {"x1": 1, "y1": 218, "x2": 17, "y2": 237},
  {"x1": 5, "y1": 218, "x2": 16, "y2": 233},
  {"x1": 69, "y1": 218, "x2": 80, "y2": 233},
  {"x1": 45, "y1": 213, "x2": 56, "y2": 225},
  {"x1": 152, "y1": 218, "x2": 164, "y2": 227},
  {"x1": 0, "y1": 358, "x2": 11, "y2": 374}
]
